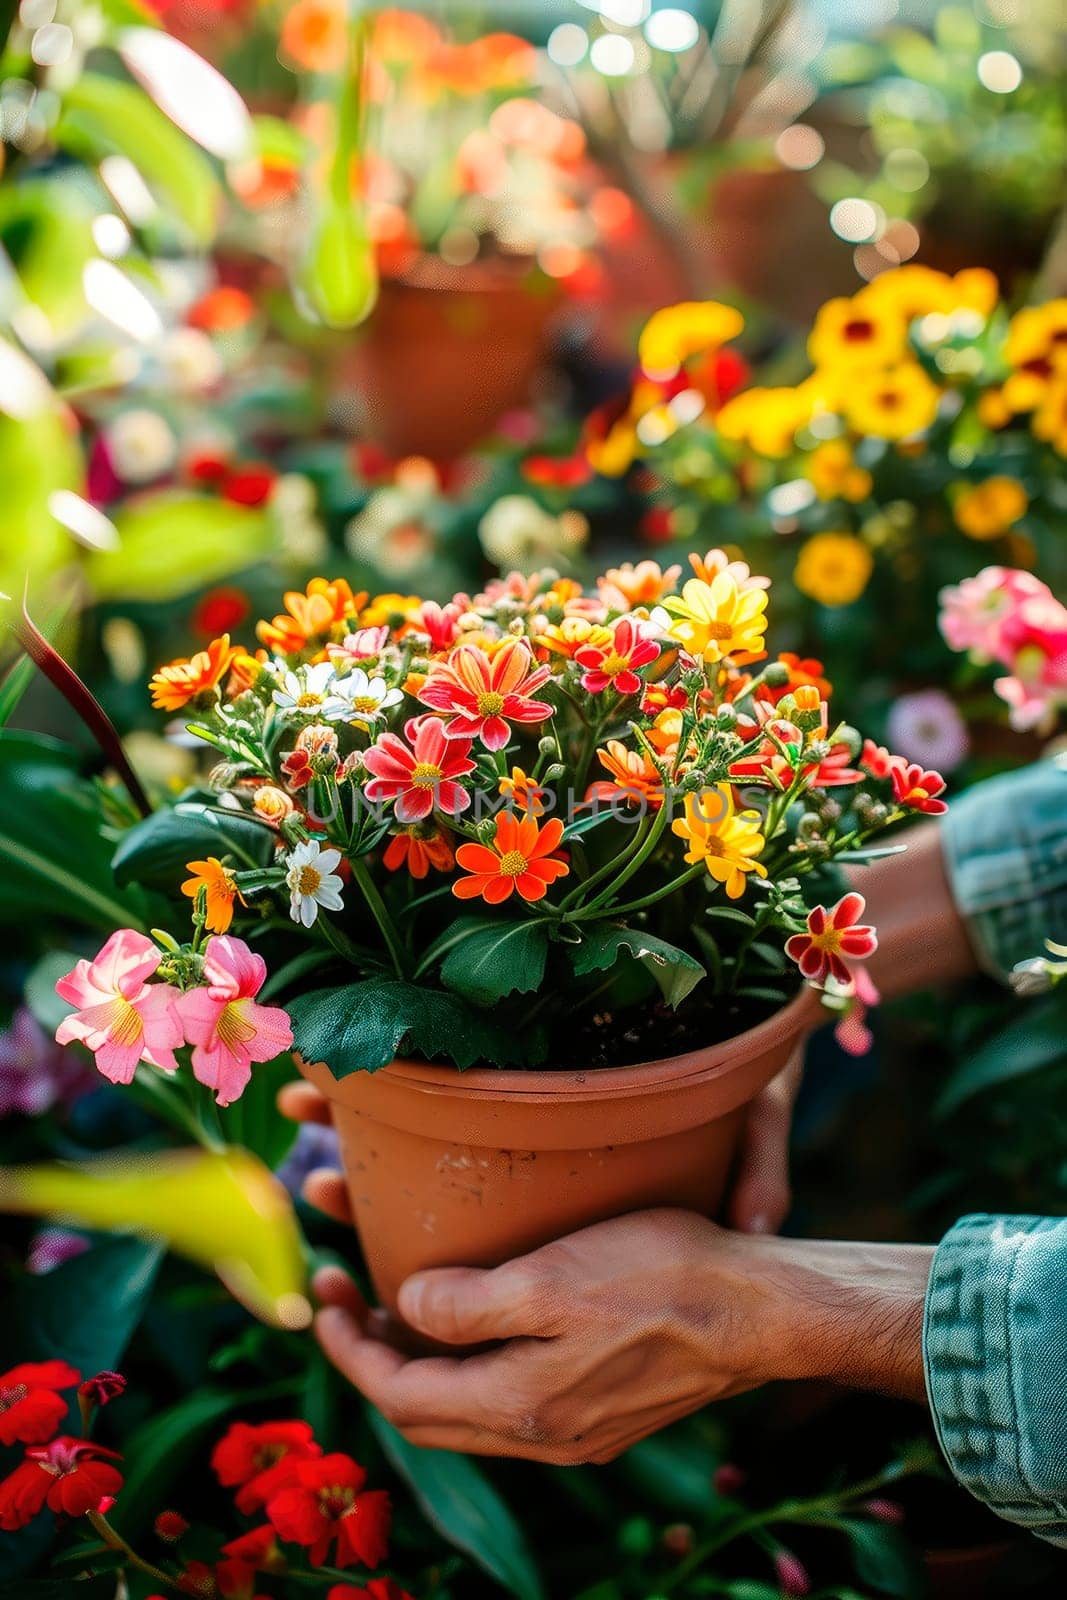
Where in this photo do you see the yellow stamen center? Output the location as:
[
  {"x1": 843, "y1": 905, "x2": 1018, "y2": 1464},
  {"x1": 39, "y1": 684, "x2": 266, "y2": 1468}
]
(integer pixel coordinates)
[
  {"x1": 109, "y1": 997, "x2": 144, "y2": 1048},
  {"x1": 217, "y1": 1000, "x2": 258, "y2": 1052},
  {"x1": 499, "y1": 850, "x2": 528, "y2": 877},
  {"x1": 410, "y1": 762, "x2": 443, "y2": 787},
  {"x1": 297, "y1": 866, "x2": 322, "y2": 896},
  {"x1": 296, "y1": 692, "x2": 324, "y2": 708},
  {"x1": 811, "y1": 927, "x2": 843, "y2": 953},
  {"x1": 476, "y1": 691, "x2": 506, "y2": 716},
  {"x1": 702, "y1": 837, "x2": 725, "y2": 857},
  {"x1": 703, "y1": 619, "x2": 734, "y2": 641},
  {"x1": 600, "y1": 653, "x2": 631, "y2": 676},
  {"x1": 350, "y1": 697, "x2": 380, "y2": 713}
]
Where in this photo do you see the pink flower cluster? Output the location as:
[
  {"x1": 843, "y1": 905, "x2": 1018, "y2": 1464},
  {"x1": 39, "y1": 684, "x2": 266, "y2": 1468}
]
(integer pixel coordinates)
[
  {"x1": 940, "y1": 566, "x2": 1067, "y2": 731},
  {"x1": 55, "y1": 931, "x2": 293, "y2": 1107}
]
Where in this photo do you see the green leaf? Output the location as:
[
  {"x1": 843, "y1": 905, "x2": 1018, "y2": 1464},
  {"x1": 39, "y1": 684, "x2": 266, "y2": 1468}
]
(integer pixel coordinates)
[
  {"x1": 112, "y1": 800, "x2": 277, "y2": 891},
  {"x1": 705, "y1": 906, "x2": 757, "y2": 927},
  {"x1": 840, "y1": 1517, "x2": 924, "y2": 1596},
  {"x1": 368, "y1": 1410, "x2": 545, "y2": 1600},
  {"x1": 618, "y1": 1418, "x2": 720, "y2": 1516},
  {"x1": 218, "y1": 1052, "x2": 299, "y2": 1170},
  {"x1": 935, "y1": 994, "x2": 1067, "y2": 1116},
  {"x1": 0, "y1": 731, "x2": 149, "y2": 932},
  {"x1": 0, "y1": 1236, "x2": 162, "y2": 1579},
  {"x1": 86, "y1": 493, "x2": 271, "y2": 601},
  {"x1": 2, "y1": 1579, "x2": 119, "y2": 1599},
  {"x1": 57, "y1": 72, "x2": 220, "y2": 244},
  {"x1": 569, "y1": 925, "x2": 705, "y2": 1007},
  {"x1": 23, "y1": 950, "x2": 82, "y2": 1035},
  {"x1": 436, "y1": 917, "x2": 549, "y2": 1007},
  {"x1": 110, "y1": 1386, "x2": 247, "y2": 1540},
  {"x1": 288, "y1": 977, "x2": 540, "y2": 1075}
]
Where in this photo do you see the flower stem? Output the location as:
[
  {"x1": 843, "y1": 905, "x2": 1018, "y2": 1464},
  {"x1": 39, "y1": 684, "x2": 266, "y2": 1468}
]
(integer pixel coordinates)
[
  {"x1": 350, "y1": 856, "x2": 407, "y2": 978},
  {"x1": 574, "y1": 793, "x2": 674, "y2": 913},
  {"x1": 86, "y1": 1511, "x2": 177, "y2": 1590},
  {"x1": 573, "y1": 861, "x2": 705, "y2": 922}
]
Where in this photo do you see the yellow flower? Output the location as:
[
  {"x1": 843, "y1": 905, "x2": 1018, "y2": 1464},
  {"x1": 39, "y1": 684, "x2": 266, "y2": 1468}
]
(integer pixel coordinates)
[
  {"x1": 807, "y1": 292, "x2": 907, "y2": 371},
  {"x1": 805, "y1": 439, "x2": 873, "y2": 503},
  {"x1": 716, "y1": 386, "x2": 812, "y2": 458},
  {"x1": 977, "y1": 386, "x2": 1012, "y2": 430},
  {"x1": 843, "y1": 362, "x2": 941, "y2": 440},
  {"x1": 498, "y1": 766, "x2": 546, "y2": 816},
  {"x1": 664, "y1": 574, "x2": 769, "y2": 664},
  {"x1": 671, "y1": 786, "x2": 767, "y2": 900},
  {"x1": 861, "y1": 264, "x2": 998, "y2": 323},
  {"x1": 953, "y1": 477, "x2": 1028, "y2": 540},
  {"x1": 1032, "y1": 372, "x2": 1067, "y2": 455},
  {"x1": 793, "y1": 533, "x2": 873, "y2": 607},
  {"x1": 537, "y1": 616, "x2": 613, "y2": 660},
  {"x1": 1005, "y1": 301, "x2": 1067, "y2": 379},
  {"x1": 638, "y1": 300, "x2": 744, "y2": 378},
  {"x1": 361, "y1": 593, "x2": 422, "y2": 631},
  {"x1": 182, "y1": 857, "x2": 244, "y2": 934}
]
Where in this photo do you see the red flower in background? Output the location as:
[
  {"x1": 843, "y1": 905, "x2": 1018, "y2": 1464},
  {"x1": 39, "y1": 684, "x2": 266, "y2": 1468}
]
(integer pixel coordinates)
[
  {"x1": 223, "y1": 466, "x2": 278, "y2": 508},
  {"x1": 890, "y1": 761, "x2": 949, "y2": 815},
  {"x1": 267, "y1": 1454, "x2": 391, "y2": 1569},
  {"x1": 521, "y1": 453, "x2": 592, "y2": 489},
  {"x1": 211, "y1": 1420, "x2": 322, "y2": 1516},
  {"x1": 0, "y1": 1361, "x2": 80, "y2": 1446},
  {"x1": 188, "y1": 286, "x2": 256, "y2": 333},
  {"x1": 193, "y1": 587, "x2": 252, "y2": 640},
  {"x1": 329, "y1": 1581, "x2": 416, "y2": 1600},
  {"x1": 0, "y1": 1437, "x2": 123, "y2": 1529},
  {"x1": 154, "y1": 1509, "x2": 190, "y2": 1542}
]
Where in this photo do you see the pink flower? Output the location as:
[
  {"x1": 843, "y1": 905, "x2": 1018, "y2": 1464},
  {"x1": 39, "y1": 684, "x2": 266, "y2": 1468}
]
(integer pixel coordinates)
[
  {"x1": 938, "y1": 566, "x2": 1050, "y2": 663},
  {"x1": 833, "y1": 966, "x2": 881, "y2": 1057},
  {"x1": 773, "y1": 1546, "x2": 811, "y2": 1597},
  {"x1": 176, "y1": 938, "x2": 294, "y2": 1107},
  {"x1": 890, "y1": 761, "x2": 948, "y2": 815},
  {"x1": 417, "y1": 640, "x2": 552, "y2": 751},
  {"x1": 327, "y1": 626, "x2": 389, "y2": 664},
  {"x1": 363, "y1": 716, "x2": 475, "y2": 822},
  {"x1": 575, "y1": 617, "x2": 659, "y2": 695},
  {"x1": 55, "y1": 931, "x2": 184, "y2": 1086},
  {"x1": 416, "y1": 600, "x2": 464, "y2": 653},
  {"x1": 993, "y1": 592, "x2": 1067, "y2": 730},
  {"x1": 785, "y1": 893, "x2": 878, "y2": 988}
]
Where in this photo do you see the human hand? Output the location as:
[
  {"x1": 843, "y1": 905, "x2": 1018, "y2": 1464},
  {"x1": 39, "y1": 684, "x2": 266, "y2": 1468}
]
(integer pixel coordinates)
[{"x1": 304, "y1": 1211, "x2": 933, "y2": 1464}]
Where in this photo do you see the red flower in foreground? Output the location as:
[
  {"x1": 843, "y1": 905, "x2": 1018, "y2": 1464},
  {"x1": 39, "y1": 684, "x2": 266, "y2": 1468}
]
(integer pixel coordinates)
[
  {"x1": 0, "y1": 1437, "x2": 122, "y2": 1529},
  {"x1": 267, "y1": 1454, "x2": 391, "y2": 1570},
  {"x1": 417, "y1": 640, "x2": 552, "y2": 751},
  {"x1": 329, "y1": 1581, "x2": 416, "y2": 1600},
  {"x1": 363, "y1": 717, "x2": 476, "y2": 823},
  {"x1": 890, "y1": 761, "x2": 949, "y2": 815},
  {"x1": 859, "y1": 739, "x2": 900, "y2": 780},
  {"x1": 785, "y1": 894, "x2": 878, "y2": 988},
  {"x1": 0, "y1": 1360, "x2": 80, "y2": 1446},
  {"x1": 211, "y1": 1420, "x2": 321, "y2": 1516},
  {"x1": 575, "y1": 617, "x2": 659, "y2": 696},
  {"x1": 453, "y1": 813, "x2": 569, "y2": 905}
]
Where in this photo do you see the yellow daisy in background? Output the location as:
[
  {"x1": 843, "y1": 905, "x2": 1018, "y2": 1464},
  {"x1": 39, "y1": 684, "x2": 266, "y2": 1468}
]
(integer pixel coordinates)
[
  {"x1": 862, "y1": 263, "x2": 998, "y2": 323},
  {"x1": 1032, "y1": 372, "x2": 1067, "y2": 455},
  {"x1": 664, "y1": 574, "x2": 769, "y2": 663},
  {"x1": 716, "y1": 385, "x2": 812, "y2": 458},
  {"x1": 672, "y1": 786, "x2": 767, "y2": 900},
  {"x1": 1005, "y1": 300, "x2": 1067, "y2": 377},
  {"x1": 793, "y1": 533, "x2": 874, "y2": 607},
  {"x1": 806, "y1": 439, "x2": 873, "y2": 503},
  {"x1": 953, "y1": 477, "x2": 1028, "y2": 540},
  {"x1": 638, "y1": 299, "x2": 745, "y2": 378},
  {"x1": 807, "y1": 292, "x2": 906, "y2": 371},
  {"x1": 843, "y1": 362, "x2": 941, "y2": 440}
]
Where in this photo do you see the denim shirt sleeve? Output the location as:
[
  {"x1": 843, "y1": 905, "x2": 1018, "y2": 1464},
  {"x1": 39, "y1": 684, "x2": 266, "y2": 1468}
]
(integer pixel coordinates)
[
  {"x1": 940, "y1": 757, "x2": 1067, "y2": 980},
  {"x1": 924, "y1": 1215, "x2": 1067, "y2": 1546}
]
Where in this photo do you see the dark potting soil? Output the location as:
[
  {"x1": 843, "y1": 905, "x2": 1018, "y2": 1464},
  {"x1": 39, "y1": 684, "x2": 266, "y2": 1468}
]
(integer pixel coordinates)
[{"x1": 550, "y1": 989, "x2": 789, "y2": 1071}]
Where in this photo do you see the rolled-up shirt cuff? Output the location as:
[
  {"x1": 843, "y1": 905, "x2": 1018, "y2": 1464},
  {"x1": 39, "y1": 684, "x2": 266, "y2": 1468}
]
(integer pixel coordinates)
[
  {"x1": 940, "y1": 758, "x2": 1067, "y2": 981},
  {"x1": 923, "y1": 1213, "x2": 1067, "y2": 1546}
]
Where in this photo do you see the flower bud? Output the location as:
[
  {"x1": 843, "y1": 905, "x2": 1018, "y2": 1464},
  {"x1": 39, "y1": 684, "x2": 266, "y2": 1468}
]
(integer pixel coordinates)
[
  {"x1": 154, "y1": 1510, "x2": 190, "y2": 1543},
  {"x1": 796, "y1": 812, "x2": 823, "y2": 841},
  {"x1": 816, "y1": 797, "x2": 842, "y2": 825},
  {"x1": 662, "y1": 1523, "x2": 695, "y2": 1558},
  {"x1": 538, "y1": 736, "x2": 558, "y2": 757},
  {"x1": 713, "y1": 1463, "x2": 747, "y2": 1496},
  {"x1": 208, "y1": 762, "x2": 241, "y2": 790},
  {"x1": 835, "y1": 723, "x2": 863, "y2": 758},
  {"x1": 253, "y1": 785, "x2": 296, "y2": 827},
  {"x1": 716, "y1": 704, "x2": 738, "y2": 731},
  {"x1": 774, "y1": 1546, "x2": 811, "y2": 1596},
  {"x1": 861, "y1": 1498, "x2": 905, "y2": 1524},
  {"x1": 681, "y1": 768, "x2": 708, "y2": 791},
  {"x1": 542, "y1": 763, "x2": 566, "y2": 781},
  {"x1": 79, "y1": 1371, "x2": 126, "y2": 1407},
  {"x1": 762, "y1": 661, "x2": 791, "y2": 688},
  {"x1": 477, "y1": 816, "x2": 499, "y2": 842},
  {"x1": 681, "y1": 668, "x2": 705, "y2": 693}
]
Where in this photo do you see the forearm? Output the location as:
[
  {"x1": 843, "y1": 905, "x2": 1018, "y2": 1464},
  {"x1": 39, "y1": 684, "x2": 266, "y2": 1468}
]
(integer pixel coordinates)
[{"x1": 848, "y1": 822, "x2": 977, "y2": 999}]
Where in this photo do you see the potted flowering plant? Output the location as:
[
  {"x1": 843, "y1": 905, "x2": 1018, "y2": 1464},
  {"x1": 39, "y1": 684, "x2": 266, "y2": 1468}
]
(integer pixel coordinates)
[{"x1": 56, "y1": 556, "x2": 950, "y2": 1317}]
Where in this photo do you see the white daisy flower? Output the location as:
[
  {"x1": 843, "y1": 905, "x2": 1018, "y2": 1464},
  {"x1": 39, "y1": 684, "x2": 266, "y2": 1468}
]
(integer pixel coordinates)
[
  {"x1": 273, "y1": 662, "x2": 352, "y2": 722},
  {"x1": 330, "y1": 669, "x2": 405, "y2": 724},
  {"x1": 286, "y1": 840, "x2": 345, "y2": 928}
]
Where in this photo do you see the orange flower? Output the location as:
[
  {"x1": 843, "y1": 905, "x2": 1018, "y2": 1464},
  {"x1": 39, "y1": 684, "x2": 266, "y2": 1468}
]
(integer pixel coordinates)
[
  {"x1": 150, "y1": 635, "x2": 240, "y2": 712},
  {"x1": 187, "y1": 287, "x2": 255, "y2": 333},
  {"x1": 599, "y1": 560, "x2": 681, "y2": 607},
  {"x1": 256, "y1": 580, "x2": 366, "y2": 659},
  {"x1": 383, "y1": 827, "x2": 454, "y2": 880},
  {"x1": 538, "y1": 617, "x2": 613, "y2": 661},
  {"x1": 182, "y1": 858, "x2": 244, "y2": 934},
  {"x1": 588, "y1": 742, "x2": 664, "y2": 808},
  {"x1": 281, "y1": 0, "x2": 347, "y2": 72},
  {"x1": 498, "y1": 766, "x2": 547, "y2": 816},
  {"x1": 453, "y1": 814, "x2": 568, "y2": 904}
]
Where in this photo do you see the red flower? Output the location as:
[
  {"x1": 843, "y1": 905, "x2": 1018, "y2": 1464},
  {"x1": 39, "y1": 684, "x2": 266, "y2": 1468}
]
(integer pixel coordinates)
[
  {"x1": 785, "y1": 894, "x2": 878, "y2": 988},
  {"x1": 383, "y1": 827, "x2": 454, "y2": 879},
  {"x1": 78, "y1": 1371, "x2": 126, "y2": 1409},
  {"x1": 0, "y1": 1437, "x2": 122, "y2": 1529},
  {"x1": 155, "y1": 1509, "x2": 190, "y2": 1542},
  {"x1": 186, "y1": 449, "x2": 232, "y2": 486},
  {"x1": 890, "y1": 761, "x2": 948, "y2": 815},
  {"x1": 363, "y1": 717, "x2": 476, "y2": 823},
  {"x1": 267, "y1": 1454, "x2": 391, "y2": 1570},
  {"x1": 640, "y1": 506, "x2": 676, "y2": 544},
  {"x1": 221, "y1": 1524, "x2": 284, "y2": 1569},
  {"x1": 211, "y1": 1420, "x2": 322, "y2": 1516},
  {"x1": 521, "y1": 453, "x2": 592, "y2": 489},
  {"x1": 0, "y1": 1360, "x2": 80, "y2": 1446},
  {"x1": 178, "y1": 1562, "x2": 216, "y2": 1596},
  {"x1": 193, "y1": 587, "x2": 251, "y2": 639},
  {"x1": 575, "y1": 617, "x2": 659, "y2": 696},
  {"x1": 859, "y1": 739, "x2": 900, "y2": 780},
  {"x1": 188, "y1": 286, "x2": 255, "y2": 332},
  {"x1": 329, "y1": 1582, "x2": 416, "y2": 1600},
  {"x1": 223, "y1": 466, "x2": 277, "y2": 508},
  {"x1": 417, "y1": 640, "x2": 552, "y2": 751},
  {"x1": 416, "y1": 600, "x2": 463, "y2": 654}
]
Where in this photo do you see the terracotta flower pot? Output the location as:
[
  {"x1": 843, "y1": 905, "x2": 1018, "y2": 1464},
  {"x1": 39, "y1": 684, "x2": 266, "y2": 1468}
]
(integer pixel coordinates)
[
  {"x1": 297, "y1": 985, "x2": 821, "y2": 1316},
  {"x1": 339, "y1": 257, "x2": 562, "y2": 463}
]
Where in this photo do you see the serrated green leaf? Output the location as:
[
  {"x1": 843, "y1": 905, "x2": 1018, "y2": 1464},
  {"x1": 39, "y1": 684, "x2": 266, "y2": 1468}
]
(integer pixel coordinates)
[
  {"x1": 112, "y1": 800, "x2": 277, "y2": 891},
  {"x1": 437, "y1": 917, "x2": 549, "y2": 1006},
  {"x1": 569, "y1": 925, "x2": 705, "y2": 1007},
  {"x1": 288, "y1": 977, "x2": 540, "y2": 1075},
  {"x1": 368, "y1": 1409, "x2": 545, "y2": 1600}
]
